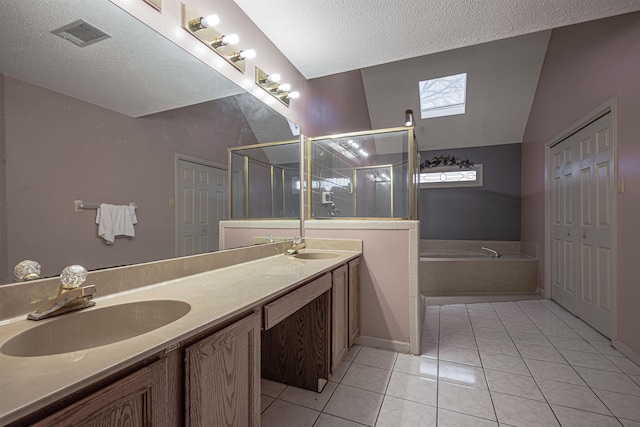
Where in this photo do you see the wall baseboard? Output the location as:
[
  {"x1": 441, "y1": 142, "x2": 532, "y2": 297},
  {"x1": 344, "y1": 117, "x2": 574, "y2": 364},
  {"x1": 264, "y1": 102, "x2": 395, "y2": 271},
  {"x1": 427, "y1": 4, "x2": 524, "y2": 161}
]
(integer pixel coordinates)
[
  {"x1": 354, "y1": 335, "x2": 410, "y2": 353},
  {"x1": 612, "y1": 340, "x2": 640, "y2": 367}
]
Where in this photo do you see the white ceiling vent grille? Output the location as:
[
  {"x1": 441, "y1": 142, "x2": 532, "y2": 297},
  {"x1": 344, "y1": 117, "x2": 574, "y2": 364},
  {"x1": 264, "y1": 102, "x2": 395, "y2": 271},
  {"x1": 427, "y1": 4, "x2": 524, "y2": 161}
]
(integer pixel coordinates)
[{"x1": 51, "y1": 20, "x2": 111, "y2": 47}]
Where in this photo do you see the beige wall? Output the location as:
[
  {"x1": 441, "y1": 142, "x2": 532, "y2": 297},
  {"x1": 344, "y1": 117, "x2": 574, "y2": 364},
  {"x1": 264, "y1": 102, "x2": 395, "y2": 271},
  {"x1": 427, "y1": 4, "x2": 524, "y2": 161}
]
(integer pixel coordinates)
[
  {"x1": 306, "y1": 221, "x2": 420, "y2": 353},
  {"x1": 521, "y1": 12, "x2": 640, "y2": 356}
]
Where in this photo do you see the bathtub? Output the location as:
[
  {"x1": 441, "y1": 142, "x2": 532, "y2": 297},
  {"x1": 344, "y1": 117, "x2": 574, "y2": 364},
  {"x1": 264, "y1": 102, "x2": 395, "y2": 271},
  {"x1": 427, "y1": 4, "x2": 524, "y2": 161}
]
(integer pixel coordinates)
[{"x1": 419, "y1": 248, "x2": 538, "y2": 295}]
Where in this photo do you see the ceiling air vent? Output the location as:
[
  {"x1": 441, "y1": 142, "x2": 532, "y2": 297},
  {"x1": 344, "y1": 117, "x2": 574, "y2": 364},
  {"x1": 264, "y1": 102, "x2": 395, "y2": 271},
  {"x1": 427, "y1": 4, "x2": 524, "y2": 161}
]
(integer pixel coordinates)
[{"x1": 51, "y1": 20, "x2": 111, "y2": 47}]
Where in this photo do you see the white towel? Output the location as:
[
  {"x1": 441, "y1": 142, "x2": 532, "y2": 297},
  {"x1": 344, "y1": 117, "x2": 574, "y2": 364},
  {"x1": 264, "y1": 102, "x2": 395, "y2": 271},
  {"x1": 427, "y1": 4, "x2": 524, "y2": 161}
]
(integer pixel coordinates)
[{"x1": 96, "y1": 204, "x2": 137, "y2": 244}]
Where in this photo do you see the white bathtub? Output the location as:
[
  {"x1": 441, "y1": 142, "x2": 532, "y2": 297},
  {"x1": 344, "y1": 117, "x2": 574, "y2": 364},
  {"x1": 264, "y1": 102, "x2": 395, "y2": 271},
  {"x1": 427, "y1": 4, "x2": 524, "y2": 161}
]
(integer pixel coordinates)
[{"x1": 419, "y1": 249, "x2": 538, "y2": 295}]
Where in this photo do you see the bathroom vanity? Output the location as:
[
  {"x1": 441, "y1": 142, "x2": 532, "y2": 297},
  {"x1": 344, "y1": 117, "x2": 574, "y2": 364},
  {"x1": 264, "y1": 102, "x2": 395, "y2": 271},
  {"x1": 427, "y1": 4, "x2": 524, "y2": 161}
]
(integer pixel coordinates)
[{"x1": 0, "y1": 243, "x2": 361, "y2": 426}]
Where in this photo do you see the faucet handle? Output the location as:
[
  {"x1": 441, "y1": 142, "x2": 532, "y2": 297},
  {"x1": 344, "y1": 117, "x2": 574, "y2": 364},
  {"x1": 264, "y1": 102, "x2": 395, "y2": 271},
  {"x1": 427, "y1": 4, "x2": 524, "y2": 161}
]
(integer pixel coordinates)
[
  {"x1": 14, "y1": 260, "x2": 41, "y2": 282},
  {"x1": 60, "y1": 265, "x2": 88, "y2": 290}
]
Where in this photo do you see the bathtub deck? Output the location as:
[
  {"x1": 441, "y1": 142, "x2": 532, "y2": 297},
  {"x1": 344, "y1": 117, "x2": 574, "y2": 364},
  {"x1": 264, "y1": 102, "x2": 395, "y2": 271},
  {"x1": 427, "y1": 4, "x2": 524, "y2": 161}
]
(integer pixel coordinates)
[{"x1": 424, "y1": 292, "x2": 543, "y2": 306}]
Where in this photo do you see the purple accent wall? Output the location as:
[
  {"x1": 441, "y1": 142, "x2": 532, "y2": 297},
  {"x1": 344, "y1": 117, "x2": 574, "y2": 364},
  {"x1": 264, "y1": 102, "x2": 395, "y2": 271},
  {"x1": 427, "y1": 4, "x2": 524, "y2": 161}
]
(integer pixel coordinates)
[
  {"x1": 421, "y1": 144, "x2": 521, "y2": 241},
  {"x1": 0, "y1": 74, "x2": 7, "y2": 281},
  {"x1": 521, "y1": 12, "x2": 640, "y2": 355},
  {"x1": 3, "y1": 76, "x2": 258, "y2": 280},
  {"x1": 304, "y1": 70, "x2": 372, "y2": 137}
]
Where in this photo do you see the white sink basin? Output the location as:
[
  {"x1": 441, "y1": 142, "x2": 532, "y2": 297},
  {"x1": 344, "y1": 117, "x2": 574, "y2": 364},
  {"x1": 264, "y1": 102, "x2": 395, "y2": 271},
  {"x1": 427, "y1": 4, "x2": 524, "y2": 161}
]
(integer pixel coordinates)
[
  {"x1": 294, "y1": 252, "x2": 340, "y2": 260},
  {"x1": 1, "y1": 300, "x2": 191, "y2": 357}
]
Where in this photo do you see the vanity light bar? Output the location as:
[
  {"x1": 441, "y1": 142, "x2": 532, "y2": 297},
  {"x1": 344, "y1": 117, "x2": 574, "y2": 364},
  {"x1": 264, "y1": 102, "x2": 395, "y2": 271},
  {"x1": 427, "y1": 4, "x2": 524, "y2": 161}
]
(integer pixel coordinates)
[
  {"x1": 255, "y1": 66, "x2": 299, "y2": 107},
  {"x1": 181, "y1": 4, "x2": 256, "y2": 73}
]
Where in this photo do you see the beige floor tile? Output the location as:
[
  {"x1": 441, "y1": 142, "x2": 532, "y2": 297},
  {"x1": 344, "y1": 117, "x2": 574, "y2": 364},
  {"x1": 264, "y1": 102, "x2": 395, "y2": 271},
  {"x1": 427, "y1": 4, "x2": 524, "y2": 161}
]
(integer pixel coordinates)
[
  {"x1": 524, "y1": 358, "x2": 585, "y2": 385},
  {"x1": 514, "y1": 342, "x2": 567, "y2": 364},
  {"x1": 261, "y1": 378, "x2": 287, "y2": 398},
  {"x1": 375, "y1": 395, "x2": 437, "y2": 427},
  {"x1": 261, "y1": 394, "x2": 274, "y2": 413},
  {"x1": 439, "y1": 360, "x2": 487, "y2": 389},
  {"x1": 438, "y1": 408, "x2": 498, "y2": 427},
  {"x1": 491, "y1": 392, "x2": 560, "y2": 427},
  {"x1": 484, "y1": 369, "x2": 544, "y2": 401},
  {"x1": 559, "y1": 349, "x2": 622, "y2": 372},
  {"x1": 593, "y1": 388, "x2": 640, "y2": 421},
  {"x1": 607, "y1": 356, "x2": 640, "y2": 375},
  {"x1": 343, "y1": 345, "x2": 362, "y2": 362},
  {"x1": 353, "y1": 347, "x2": 398, "y2": 370},
  {"x1": 551, "y1": 405, "x2": 621, "y2": 427},
  {"x1": 536, "y1": 379, "x2": 611, "y2": 415},
  {"x1": 341, "y1": 362, "x2": 392, "y2": 393},
  {"x1": 314, "y1": 413, "x2": 365, "y2": 427},
  {"x1": 574, "y1": 366, "x2": 640, "y2": 396},
  {"x1": 278, "y1": 381, "x2": 338, "y2": 411},
  {"x1": 260, "y1": 399, "x2": 320, "y2": 427},
  {"x1": 480, "y1": 352, "x2": 529, "y2": 375},
  {"x1": 393, "y1": 352, "x2": 438, "y2": 379},
  {"x1": 476, "y1": 336, "x2": 520, "y2": 357},
  {"x1": 329, "y1": 360, "x2": 351, "y2": 383},
  {"x1": 439, "y1": 344, "x2": 482, "y2": 366},
  {"x1": 438, "y1": 381, "x2": 496, "y2": 421},
  {"x1": 439, "y1": 331, "x2": 478, "y2": 349},
  {"x1": 323, "y1": 384, "x2": 384, "y2": 426},
  {"x1": 385, "y1": 371, "x2": 437, "y2": 406}
]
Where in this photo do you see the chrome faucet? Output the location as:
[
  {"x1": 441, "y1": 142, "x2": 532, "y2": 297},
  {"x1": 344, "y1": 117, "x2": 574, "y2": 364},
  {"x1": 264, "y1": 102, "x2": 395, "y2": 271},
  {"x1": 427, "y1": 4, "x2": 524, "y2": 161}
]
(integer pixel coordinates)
[
  {"x1": 27, "y1": 265, "x2": 97, "y2": 321},
  {"x1": 481, "y1": 247, "x2": 501, "y2": 258},
  {"x1": 285, "y1": 236, "x2": 305, "y2": 255}
]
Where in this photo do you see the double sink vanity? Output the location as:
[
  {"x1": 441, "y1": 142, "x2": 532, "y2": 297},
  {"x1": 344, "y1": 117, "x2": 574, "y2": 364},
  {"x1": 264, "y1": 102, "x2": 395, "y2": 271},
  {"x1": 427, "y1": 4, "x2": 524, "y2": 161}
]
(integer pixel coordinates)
[{"x1": 0, "y1": 239, "x2": 362, "y2": 426}]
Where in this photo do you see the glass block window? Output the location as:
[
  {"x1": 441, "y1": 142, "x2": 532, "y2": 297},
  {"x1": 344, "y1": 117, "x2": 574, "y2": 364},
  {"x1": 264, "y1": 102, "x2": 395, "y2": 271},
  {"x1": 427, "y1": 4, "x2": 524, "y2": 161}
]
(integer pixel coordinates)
[
  {"x1": 419, "y1": 164, "x2": 483, "y2": 188},
  {"x1": 419, "y1": 73, "x2": 467, "y2": 119}
]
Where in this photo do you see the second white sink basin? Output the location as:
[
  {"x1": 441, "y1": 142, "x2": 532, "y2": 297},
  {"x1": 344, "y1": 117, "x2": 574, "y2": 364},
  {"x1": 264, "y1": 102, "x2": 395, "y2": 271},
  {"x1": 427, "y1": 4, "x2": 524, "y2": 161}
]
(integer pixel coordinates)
[
  {"x1": 294, "y1": 252, "x2": 340, "y2": 260},
  {"x1": 1, "y1": 300, "x2": 191, "y2": 357}
]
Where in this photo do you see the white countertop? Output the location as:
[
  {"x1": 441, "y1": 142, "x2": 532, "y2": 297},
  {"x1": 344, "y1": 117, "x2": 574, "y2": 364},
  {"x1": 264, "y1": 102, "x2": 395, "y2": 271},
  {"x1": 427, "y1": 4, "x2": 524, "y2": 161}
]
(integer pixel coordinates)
[{"x1": 0, "y1": 248, "x2": 360, "y2": 425}]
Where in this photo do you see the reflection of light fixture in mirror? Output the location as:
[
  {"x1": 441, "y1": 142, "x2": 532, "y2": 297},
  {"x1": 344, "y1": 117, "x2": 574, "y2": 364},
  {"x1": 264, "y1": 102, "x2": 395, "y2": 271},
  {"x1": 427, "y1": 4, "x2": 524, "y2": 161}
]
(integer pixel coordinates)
[
  {"x1": 405, "y1": 109, "x2": 414, "y2": 126},
  {"x1": 188, "y1": 14, "x2": 219, "y2": 31},
  {"x1": 182, "y1": 5, "x2": 254, "y2": 73},
  {"x1": 210, "y1": 34, "x2": 239, "y2": 48},
  {"x1": 255, "y1": 66, "x2": 299, "y2": 107},
  {"x1": 228, "y1": 49, "x2": 256, "y2": 62},
  {"x1": 264, "y1": 73, "x2": 281, "y2": 83}
]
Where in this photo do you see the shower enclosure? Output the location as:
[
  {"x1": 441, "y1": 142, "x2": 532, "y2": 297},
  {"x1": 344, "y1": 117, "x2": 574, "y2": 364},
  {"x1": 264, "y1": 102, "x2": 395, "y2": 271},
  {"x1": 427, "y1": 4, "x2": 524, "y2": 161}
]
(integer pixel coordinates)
[
  {"x1": 307, "y1": 127, "x2": 419, "y2": 219},
  {"x1": 228, "y1": 140, "x2": 300, "y2": 219}
]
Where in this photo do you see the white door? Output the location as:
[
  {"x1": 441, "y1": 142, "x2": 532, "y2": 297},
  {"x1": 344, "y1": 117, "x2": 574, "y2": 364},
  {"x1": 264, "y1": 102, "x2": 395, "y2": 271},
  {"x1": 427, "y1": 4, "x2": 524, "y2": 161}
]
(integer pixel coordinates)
[
  {"x1": 550, "y1": 112, "x2": 614, "y2": 338},
  {"x1": 177, "y1": 159, "x2": 227, "y2": 256},
  {"x1": 551, "y1": 139, "x2": 578, "y2": 314},
  {"x1": 576, "y1": 114, "x2": 614, "y2": 337}
]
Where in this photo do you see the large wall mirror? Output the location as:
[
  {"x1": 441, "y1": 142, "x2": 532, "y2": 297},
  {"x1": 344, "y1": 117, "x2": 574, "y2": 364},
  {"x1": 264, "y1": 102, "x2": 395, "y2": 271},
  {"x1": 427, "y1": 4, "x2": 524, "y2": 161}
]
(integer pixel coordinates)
[{"x1": 0, "y1": 0, "x2": 301, "y2": 283}]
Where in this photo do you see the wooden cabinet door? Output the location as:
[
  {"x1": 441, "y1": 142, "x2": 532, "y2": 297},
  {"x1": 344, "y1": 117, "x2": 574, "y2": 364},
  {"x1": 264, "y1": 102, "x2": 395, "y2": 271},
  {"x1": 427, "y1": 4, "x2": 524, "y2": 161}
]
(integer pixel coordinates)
[
  {"x1": 32, "y1": 356, "x2": 175, "y2": 427},
  {"x1": 348, "y1": 257, "x2": 361, "y2": 347},
  {"x1": 332, "y1": 264, "x2": 349, "y2": 372},
  {"x1": 185, "y1": 311, "x2": 260, "y2": 427}
]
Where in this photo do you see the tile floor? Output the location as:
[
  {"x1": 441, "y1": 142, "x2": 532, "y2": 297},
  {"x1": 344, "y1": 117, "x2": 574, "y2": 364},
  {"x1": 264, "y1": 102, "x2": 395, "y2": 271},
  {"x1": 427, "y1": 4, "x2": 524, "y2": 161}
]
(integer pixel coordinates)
[{"x1": 260, "y1": 298, "x2": 640, "y2": 426}]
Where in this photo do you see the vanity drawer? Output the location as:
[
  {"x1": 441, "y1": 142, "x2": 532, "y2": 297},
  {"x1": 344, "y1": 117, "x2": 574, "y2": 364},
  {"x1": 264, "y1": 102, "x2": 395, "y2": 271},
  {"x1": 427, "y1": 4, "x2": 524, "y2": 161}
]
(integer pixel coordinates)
[{"x1": 264, "y1": 273, "x2": 331, "y2": 330}]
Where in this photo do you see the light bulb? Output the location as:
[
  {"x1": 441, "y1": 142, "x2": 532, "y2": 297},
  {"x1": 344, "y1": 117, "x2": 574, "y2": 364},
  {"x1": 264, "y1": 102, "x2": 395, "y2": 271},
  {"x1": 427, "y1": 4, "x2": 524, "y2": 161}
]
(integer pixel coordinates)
[
  {"x1": 267, "y1": 73, "x2": 281, "y2": 83},
  {"x1": 353, "y1": 142, "x2": 360, "y2": 148},
  {"x1": 240, "y1": 49, "x2": 256, "y2": 59},
  {"x1": 288, "y1": 91, "x2": 300, "y2": 99},
  {"x1": 348, "y1": 140, "x2": 354, "y2": 145},
  {"x1": 202, "y1": 14, "x2": 220, "y2": 28},
  {"x1": 278, "y1": 83, "x2": 291, "y2": 92},
  {"x1": 221, "y1": 34, "x2": 239, "y2": 45}
]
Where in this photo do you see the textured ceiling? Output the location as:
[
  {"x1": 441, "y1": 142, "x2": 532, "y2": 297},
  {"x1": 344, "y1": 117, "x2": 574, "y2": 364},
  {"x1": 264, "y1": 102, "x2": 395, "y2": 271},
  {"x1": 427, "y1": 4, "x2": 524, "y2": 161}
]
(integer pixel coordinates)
[
  {"x1": 233, "y1": 0, "x2": 640, "y2": 79},
  {"x1": 0, "y1": 0, "x2": 243, "y2": 117}
]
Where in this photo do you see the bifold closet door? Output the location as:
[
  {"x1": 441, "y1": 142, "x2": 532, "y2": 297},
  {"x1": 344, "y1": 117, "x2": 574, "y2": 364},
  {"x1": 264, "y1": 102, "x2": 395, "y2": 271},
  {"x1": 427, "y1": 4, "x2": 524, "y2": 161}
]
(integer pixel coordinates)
[{"x1": 550, "y1": 112, "x2": 614, "y2": 338}]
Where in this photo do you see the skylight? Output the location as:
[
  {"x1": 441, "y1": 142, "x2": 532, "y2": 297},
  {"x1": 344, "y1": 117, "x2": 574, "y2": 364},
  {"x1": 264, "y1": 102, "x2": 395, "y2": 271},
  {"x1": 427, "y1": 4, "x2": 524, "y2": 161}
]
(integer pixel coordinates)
[{"x1": 419, "y1": 73, "x2": 467, "y2": 119}]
